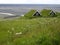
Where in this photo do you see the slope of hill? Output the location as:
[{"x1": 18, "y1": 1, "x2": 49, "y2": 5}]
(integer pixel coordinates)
[{"x1": 0, "y1": 9, "x2": 60, "y2": 45}]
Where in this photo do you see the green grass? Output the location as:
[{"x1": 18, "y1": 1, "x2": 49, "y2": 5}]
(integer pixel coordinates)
[
  {"x1": 40, "y1": 9, "x2": 51, "y2": 17},
  {"x1": 24, "y1": 10, "x2": 36, "y2": 19},
  {"x1": 40, "y1": 9, "x2": 57, "y2": 17},
  {"x1": 0, "y1": 17, "x2": 60, "y2": 45},
  {"x1": 0, "y1": 9, "x2": 60, "y2": 45},
  {"x1": 24, "y1": 10, "x2": 42, "y2": 19},
  {"x1": 24, "y1": 9, "x2": 60, "y2": 19}
]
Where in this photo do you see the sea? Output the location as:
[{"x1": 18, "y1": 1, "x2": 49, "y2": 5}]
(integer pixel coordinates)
[{"x1": 0, "y1": 4, "x2": 60, "y2": 18}]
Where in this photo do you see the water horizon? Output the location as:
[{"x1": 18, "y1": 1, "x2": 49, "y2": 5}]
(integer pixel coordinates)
[{"x1": 0, "y1": 4, "x2": 60, "y2": 18}]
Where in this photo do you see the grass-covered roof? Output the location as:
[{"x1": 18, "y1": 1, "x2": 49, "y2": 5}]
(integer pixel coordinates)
[{"x1": 24, "y1": 10, "x2": 36, "y2": 19}]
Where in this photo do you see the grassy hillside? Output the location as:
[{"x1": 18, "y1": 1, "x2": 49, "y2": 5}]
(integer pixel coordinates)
[{"x1": 0, "y1": 9, "x2": 60, "y2": 45}]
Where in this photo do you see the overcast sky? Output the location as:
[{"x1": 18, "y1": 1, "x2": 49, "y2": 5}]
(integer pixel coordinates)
[{"x1": 0, "y1": 0, "x2": 60, "y2": 4}]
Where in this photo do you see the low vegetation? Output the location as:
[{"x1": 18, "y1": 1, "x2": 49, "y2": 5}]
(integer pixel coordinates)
[{"x1": 0, "y1": 9, "x2": 60, "y2": 45}]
